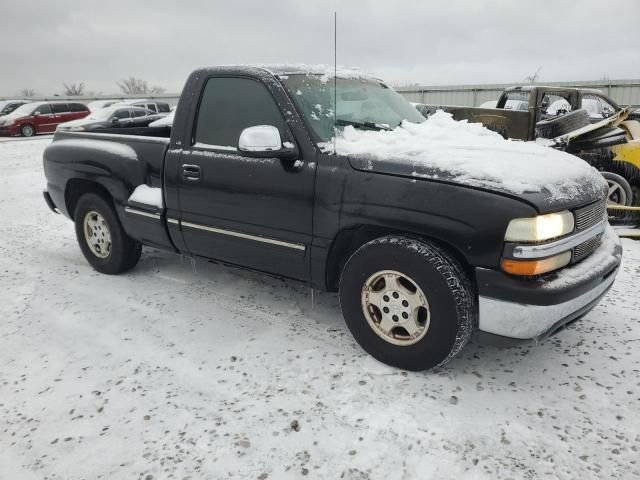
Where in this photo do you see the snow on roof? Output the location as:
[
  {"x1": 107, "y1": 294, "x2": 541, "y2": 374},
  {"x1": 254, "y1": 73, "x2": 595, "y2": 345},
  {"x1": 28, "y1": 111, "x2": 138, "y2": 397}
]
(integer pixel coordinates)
[
  {"x1": 202, "y1": 64, "x2": 377, "y2": 82},
  {"x1": 332, "y1": 110, "x2": 605, "y2": 199}
]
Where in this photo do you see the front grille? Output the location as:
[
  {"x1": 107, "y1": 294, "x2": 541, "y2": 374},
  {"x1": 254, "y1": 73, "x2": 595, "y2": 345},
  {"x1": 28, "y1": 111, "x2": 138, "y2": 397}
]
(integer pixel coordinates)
[
  {"x1": 574, "y1": 199, "x2": 607, "y2": 231},
  {"x1": 573, "y1": 233, "x2": 603, "y2": 263}
]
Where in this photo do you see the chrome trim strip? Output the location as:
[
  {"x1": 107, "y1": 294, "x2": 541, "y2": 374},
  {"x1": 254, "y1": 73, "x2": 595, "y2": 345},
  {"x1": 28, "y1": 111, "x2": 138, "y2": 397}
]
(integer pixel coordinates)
[
  {"x1": 125, "y1": 207, "x2": 160, "y2": 219},
  {"x1": 511, "y1": 221, "x2": 606, "y2": 259},
  {"x1": 180, "y1": 220, "x2": 305, "y2": 251},
  {"x1": 192, "y1": 142, "x2": 237, "y2": 152},
  {"x1": 167, "y1": 218, "x2": 180, "y2": 225}
]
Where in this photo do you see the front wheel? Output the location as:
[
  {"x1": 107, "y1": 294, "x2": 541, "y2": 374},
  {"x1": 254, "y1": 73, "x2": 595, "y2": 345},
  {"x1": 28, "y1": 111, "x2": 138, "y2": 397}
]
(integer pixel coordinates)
[
  {"x1": 339, "y1": 236, "x2": 475, "y2": 371},
  {"x1": 21, "y1": 124, "x2": 35, "y2": 137},
  {"x1": 74, "y1": 193, "x2": 141, "y2": 274}
]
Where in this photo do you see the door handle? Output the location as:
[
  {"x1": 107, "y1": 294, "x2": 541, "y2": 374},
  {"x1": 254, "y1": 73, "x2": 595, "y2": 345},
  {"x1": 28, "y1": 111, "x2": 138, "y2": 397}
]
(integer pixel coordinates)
[{"x1": 182, "y1": 164, "x2": 201, "y2": 181}]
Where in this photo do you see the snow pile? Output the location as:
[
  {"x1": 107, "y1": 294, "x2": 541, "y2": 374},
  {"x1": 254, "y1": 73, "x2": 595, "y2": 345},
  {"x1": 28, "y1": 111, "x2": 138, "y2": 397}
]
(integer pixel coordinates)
[
  {"x1": 334, "y1": 110, "x2": 605, "y2": 198},
  {"x1": 51, "y1": 138, "x2": 138, "y2": 161},
  {"x1": 128, "y1": 184, "x2": 163, "y2": 209}
]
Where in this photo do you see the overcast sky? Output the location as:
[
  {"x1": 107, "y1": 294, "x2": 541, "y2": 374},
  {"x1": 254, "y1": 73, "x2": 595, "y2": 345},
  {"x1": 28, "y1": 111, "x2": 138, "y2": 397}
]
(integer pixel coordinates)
[{"x1": 1, "y1": 0, "x2": 639, "y2": 96}]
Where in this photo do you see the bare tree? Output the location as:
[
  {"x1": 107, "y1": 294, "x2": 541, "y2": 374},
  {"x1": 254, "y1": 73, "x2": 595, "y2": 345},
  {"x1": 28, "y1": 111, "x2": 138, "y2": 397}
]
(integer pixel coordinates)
[
  {"x1": 524, "y1": 66, "x2": 542, "y2": 84},
  {"x1": 20, "y1": 88, "x2": 36, "y2": 97},
  {"x1": 63, "y1": 82, "x2": 85, "y2": 96},
  {"x1": 117, "y1": 77, "x2": 165, "y2": 95}
]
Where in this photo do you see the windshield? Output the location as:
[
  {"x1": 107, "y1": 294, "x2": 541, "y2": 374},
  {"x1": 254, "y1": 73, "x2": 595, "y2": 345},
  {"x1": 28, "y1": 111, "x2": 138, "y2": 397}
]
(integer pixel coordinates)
[
  {"x1": 3, "y1": 103, "x2": 39, "y2": 119},
  {"x1": 282, "y1": 74, "x2": 424, "y2": 141}
]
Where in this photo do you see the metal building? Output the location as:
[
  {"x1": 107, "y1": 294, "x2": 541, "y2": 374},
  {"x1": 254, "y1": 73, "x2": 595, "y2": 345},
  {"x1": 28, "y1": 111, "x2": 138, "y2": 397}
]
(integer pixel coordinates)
[{"x1": 396, "y1": 79, "x2": 640, "y2": 108}]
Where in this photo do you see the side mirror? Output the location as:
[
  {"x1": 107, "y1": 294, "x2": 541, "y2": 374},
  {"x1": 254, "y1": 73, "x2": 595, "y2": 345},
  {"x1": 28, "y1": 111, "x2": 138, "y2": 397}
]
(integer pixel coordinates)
[
  {"x1": 110, "y1": 117, "x2": 119, "y2": 125},
  {"x1": 238, "y1": 125, "x2": 297, "y2": 158},
  {"x1": 33, "y1": 111, "x2": 41, "y2": 117}
]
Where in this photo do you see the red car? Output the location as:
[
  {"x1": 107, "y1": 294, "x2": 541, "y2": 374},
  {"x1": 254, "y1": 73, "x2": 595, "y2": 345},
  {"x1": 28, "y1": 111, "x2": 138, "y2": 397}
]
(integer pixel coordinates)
[{"x1": 0, "y1": 101, "x2": 90, "y2": 137}]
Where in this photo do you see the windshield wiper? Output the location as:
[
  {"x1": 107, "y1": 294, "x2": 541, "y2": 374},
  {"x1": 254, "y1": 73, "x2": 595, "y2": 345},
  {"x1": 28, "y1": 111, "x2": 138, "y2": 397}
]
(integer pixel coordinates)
[{"x1": 335, "y1": 119, "x2": 392, "y2": 131}]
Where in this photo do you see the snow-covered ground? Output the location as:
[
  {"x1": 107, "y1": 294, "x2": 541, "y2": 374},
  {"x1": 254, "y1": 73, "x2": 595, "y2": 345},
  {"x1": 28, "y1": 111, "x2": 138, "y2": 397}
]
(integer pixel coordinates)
[{"x1": 1, "y1": 138, "x2": 639, "y2": 480}]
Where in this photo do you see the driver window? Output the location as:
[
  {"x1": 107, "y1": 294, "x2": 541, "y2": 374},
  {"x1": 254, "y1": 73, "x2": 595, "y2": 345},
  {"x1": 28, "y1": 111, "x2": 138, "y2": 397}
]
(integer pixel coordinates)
[
  {"x1": 194, "y1": 77, "x2": 286, "y2": 148},
  {"x1": 114, "y1": 109, "x2": 131, "y2": 119},
  {"x1": 36, "y1": 104, "x2": 53, "y2": 115}
]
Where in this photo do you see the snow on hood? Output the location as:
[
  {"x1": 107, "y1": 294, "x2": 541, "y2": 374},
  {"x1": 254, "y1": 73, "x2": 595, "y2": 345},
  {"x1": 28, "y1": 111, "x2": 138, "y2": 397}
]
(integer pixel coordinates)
[{"x1": 334, "y1": 110, "x2": 606, "y2": 202}]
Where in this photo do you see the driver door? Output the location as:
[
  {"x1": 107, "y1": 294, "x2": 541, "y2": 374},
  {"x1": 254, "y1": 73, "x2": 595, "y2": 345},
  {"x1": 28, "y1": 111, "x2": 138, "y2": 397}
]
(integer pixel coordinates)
[{"x1": 173, "y1": 76, "x2": 315, "y2": 281}]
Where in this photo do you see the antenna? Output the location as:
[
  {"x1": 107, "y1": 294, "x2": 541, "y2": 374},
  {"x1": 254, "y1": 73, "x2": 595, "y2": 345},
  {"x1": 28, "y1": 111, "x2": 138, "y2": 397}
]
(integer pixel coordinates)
[{"x1": 333, "y1": 11, "x2": 337, "y2": 155}]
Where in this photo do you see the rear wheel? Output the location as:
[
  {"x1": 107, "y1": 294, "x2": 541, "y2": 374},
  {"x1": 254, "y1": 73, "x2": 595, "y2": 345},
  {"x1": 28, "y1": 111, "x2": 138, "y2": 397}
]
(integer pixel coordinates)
[
  {"x1": 21, "y1": 124, "x2": 35, "y2": 137},
  {"x1": 74, "y1": 193, "x2": 141, "y2": 274},
  {"x1": 339, "y1": 236, "x2": 475, "y2": 371}
]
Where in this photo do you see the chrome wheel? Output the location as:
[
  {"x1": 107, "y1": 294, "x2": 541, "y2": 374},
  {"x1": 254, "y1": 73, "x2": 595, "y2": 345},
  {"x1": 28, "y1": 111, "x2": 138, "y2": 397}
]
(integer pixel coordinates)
[
  {"x1": 606, "y1": 178, "x2": 628, "y2": 206},
  {"x1": 83, "y1": 210, "x2": 111, "y2": 259},
  {"x1": 21, "y1": 125, "x2": 34, "y2": 137},
  {"x1": 361, "y1": 270, "x2": 430, "y2": 346}
]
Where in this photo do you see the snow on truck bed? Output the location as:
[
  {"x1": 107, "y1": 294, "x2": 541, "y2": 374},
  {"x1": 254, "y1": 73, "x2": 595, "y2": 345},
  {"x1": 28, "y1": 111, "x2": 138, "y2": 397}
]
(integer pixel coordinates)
[{"x1": 333, "y1": 110, "x2": 605, "y2": 199}]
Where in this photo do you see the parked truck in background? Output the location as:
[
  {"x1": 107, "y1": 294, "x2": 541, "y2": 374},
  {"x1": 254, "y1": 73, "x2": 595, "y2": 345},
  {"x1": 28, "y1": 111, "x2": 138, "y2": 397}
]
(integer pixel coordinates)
[
  {"x1": 415, "y1": 86, "x2": 640, "y2": 207},
  {"x1": 42, "y1": 66, "x2": 622, "y2": 371}
]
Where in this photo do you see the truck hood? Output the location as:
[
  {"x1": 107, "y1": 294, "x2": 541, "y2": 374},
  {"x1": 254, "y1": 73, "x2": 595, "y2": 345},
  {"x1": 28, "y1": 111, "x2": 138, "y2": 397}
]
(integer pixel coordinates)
[{"x1": 338, "y1": 111, "x2": 607, "y2": 212}]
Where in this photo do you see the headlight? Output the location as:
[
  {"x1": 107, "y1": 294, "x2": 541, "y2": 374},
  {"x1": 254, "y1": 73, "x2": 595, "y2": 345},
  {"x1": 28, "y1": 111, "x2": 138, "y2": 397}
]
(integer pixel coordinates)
[
  {"x1": 1, "y1": 118, "x2": 14, "y2": 126},
  {"x1": 504, "y1": 211, "x2": 574, "y2": 242}
]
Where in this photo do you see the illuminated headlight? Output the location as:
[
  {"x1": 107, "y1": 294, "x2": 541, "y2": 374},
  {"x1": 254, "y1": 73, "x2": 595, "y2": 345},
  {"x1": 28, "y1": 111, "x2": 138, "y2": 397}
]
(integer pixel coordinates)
[{"x1": 505, "y1": 211, "x2": 574, "y2": 242}]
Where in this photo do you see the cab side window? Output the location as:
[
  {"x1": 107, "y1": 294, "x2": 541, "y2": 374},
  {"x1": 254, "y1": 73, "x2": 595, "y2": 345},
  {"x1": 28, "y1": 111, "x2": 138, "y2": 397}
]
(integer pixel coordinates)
[
  {"x1": 114, "y1": 109, "x2": 131, "y2": 119},
  {"x1": 194, "y1": 77, "x2": 286, "y2": 148},
  {"x1": 52, "y1": 104, "x2": 70, "y2": 114},
  {"x1": 36, "y1": 104, "x2": 53, "y2": 115},
  {"x1": 70, "y1": 103, "x2": 88, "y2": 113}
]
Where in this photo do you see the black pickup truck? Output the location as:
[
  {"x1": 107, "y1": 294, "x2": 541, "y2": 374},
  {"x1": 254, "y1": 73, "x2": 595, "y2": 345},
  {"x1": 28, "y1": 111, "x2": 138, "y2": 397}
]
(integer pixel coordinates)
[{"x1": 43, "y1": 65, "x2": 622, "y2": 371}]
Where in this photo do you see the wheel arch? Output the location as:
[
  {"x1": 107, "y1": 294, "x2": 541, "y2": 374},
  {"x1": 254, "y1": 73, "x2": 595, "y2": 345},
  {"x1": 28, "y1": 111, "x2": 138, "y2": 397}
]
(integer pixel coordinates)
[
  {"x1": 65, "y1": 178, "x2": 115, "y2": 219},
  {"x1": 324, "y1": 224, "x2": 474, "y2": 292}
]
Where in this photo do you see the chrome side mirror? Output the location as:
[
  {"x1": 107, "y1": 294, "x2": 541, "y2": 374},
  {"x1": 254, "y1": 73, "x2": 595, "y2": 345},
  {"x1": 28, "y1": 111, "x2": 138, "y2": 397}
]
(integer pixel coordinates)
[{"x1": 238, "y1": 125, "x2": 282, "y2": 152}]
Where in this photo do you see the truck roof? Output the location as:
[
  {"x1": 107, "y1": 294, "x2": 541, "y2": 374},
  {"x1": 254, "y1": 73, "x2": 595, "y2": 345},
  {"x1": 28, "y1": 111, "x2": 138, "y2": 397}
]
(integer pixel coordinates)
[{"x1": 193, "y1": 64, "x2": 377, "y2": 81}]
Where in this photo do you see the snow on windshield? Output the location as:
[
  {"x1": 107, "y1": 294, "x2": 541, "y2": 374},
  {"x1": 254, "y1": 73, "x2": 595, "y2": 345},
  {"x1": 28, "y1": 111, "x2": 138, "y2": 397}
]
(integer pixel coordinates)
[
  {"x1": 330, "y1": 110, "x2": 604, "y2": 199},
  {"x1": 282, "y1": 74, "x2": 424, "y2": 141},
  {"x1": 3, "y1": 103, "x2": 39, "y2": 119}
]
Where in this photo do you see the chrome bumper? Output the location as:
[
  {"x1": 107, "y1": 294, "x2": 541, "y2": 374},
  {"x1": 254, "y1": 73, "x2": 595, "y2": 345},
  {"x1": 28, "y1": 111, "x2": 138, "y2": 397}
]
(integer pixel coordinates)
[{"x1": 477, "y1": 225, "x2": 622, "y2": 340}]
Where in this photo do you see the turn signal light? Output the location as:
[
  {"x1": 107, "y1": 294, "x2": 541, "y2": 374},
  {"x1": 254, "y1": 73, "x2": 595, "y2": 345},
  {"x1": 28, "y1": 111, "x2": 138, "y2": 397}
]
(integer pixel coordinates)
[{"x1": 501, "y1": 251, "x2": 571, "y2": 276}]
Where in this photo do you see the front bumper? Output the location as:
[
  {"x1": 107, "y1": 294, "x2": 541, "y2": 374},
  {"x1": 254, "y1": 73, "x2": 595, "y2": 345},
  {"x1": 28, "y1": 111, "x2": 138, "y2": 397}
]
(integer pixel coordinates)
[
  {"x1": 0, "y1": 124, "x2": 18, "y2": 136},
  {"x1": 475, "y1": 225, "x2": 622, "y2": 344}
]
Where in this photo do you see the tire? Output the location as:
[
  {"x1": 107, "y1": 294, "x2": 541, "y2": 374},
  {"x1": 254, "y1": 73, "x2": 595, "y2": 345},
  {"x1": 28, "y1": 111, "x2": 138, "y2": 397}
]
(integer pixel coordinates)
[
  {"x1": 74, "y1": 193, "x2": 141, "y2": 274},
  {"x1": 21, "y1": 124, "x2": 35, "y2": 137},
  {"x1": 601, "y1": 171, "x2": 633, "y2": 206},
  {"x1": 339, "y1": 236, "x2": 475, "y2": 371},
  {"x1": 535, "y1": 109, "x2": 590, "y2": 139}
]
